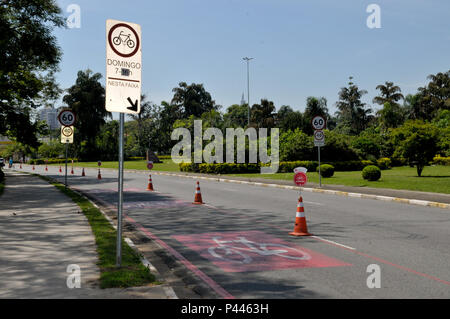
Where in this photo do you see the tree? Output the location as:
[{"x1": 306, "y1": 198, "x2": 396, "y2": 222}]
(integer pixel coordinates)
[
  {"x1": 127, "y1": 94, "x2": 155, "y2": 156},
  {"x1": 303, "y1": 97, "x2": 329, "y2": 135},
  {"x1": 416, "y1": 70, "x2": 450, "y2": 121},
  {"x1": 171, "y1": 82, "x2": 218, "y2": 118},
  {"x1": 391, "y1": 120, "x2": 440, "y2": 176},
  {"x1": 279, "y1": 111, "x2": 303, "y2": 132},
  {"x1": 373, "y1": 81, "x2": 404, "y2": 106},
  {"x1": 223, "y1": 104, "x2": 248, "y2": 128},
  {"x1": 377, "y1": 102, "x2": 404, "y2": 129},
  {"x1": 0, "y1": 0, "x2": 64, "y2": 147},
  {"x1": 250, "y1": 99, "x2": 276, "y2": 128},
  {"x1": 63, "y1": 70, "x2": 109, "y2": 160},
  {"x1": 335, "y1": 77, "x2": 374, "y2": 135}
]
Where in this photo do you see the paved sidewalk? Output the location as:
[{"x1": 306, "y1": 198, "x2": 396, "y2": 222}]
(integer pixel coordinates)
[{"x1": 0, "y1": 171, "x2": 170, "y2": 298}]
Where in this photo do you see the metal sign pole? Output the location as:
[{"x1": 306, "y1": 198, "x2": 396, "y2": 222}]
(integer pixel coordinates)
[
  {"x1": 318, "y1": 146, "x2": 322, "y2": 188},
  {"x1": 65, "y1": 143, "x2": 68, "y2": 188},
  {"x1": 116, "y1": 113, "x2": 124, "y2": 267}
]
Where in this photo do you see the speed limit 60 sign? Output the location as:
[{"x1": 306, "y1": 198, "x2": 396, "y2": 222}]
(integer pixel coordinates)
[
  {"x1": 58, "y1": 110, "x2": 76, "y2": 127},
  {"x1": 311, "y1": 115, "x2": 326, "y2": 131}
]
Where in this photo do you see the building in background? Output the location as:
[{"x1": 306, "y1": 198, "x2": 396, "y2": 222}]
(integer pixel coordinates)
[{"x1": 38, "y1": 106, "x2": 61, "y2": 131}]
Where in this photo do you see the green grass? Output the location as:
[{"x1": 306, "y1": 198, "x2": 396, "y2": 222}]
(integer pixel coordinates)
[
  {"x1": 52, "y1": 159, "x2": 180, "y2": 172},
  {"x1": 229, "y1": 165, "x2": 450, "y2": 194},
  {"x1": 50, "y1": 160, "x2": 450, "y2": 194},
  {"x1": 37, "y1": 174, "x2": 157, "y2": 289}
]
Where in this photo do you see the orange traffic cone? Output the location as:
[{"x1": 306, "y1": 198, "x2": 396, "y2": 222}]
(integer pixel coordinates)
[
  {"x1": 81, "y1": 167, "x2": 85, "y2": 177},
  {"x1": 192, "y1": 181, "x2": 204, "y2": 205},
  {"x1": 20, "y1": 163, "x2": 22, "y2": 169},
  {"x1": 97, "y1": 168, "x2": 102, "y2": 180},
  {"x1": 45, "y1": 165, "x2": 48, "y2": 171},
  {"x1": 71, "y1": 167, "x2": 74, "y2": 175},
  {"x1": 32, "y1": 165, "x2": 35, "y2": 171},
  {"x1": 59, "y1": 166, "x2": 62, "y2": 173},
  {"x1": 146, "y1": 174, "x2": 154, "y2": 191},
  {"x1": 289, "y1": 196, "x2": 312, "y2": 237}
]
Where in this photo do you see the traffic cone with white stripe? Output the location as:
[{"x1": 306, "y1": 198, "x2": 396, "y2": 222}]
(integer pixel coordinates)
[
  {"x1": 32, "y1": 165, "x2": 35, "y2": 171},
  {"x1": 289, "y1": 196, "x2": 312, "y2": 236},
  {"x1": 146, "y1": 174, "x2": 154, "y2": 191},
  {"x1": 192, "y1": 181, "x2": 204, "y2": 205},
  {"x1": 71, "y1": 167, "x2": 74, "y2": 175},
  {"x1": 45, "y1": 165, "x2": 48, "y2": 171},
  {"x1": 97, "y1": 168, "x2": 101, "y2": 180},
  {"x1": 81, "y1": 167, "x2": 85, "y2": 177},
  {"x1": 59, "y1": 166, "x2": 62, "y2": 173}
]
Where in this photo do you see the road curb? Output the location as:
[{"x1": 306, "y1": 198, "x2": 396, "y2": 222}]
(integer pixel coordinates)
[
  {"x1": 20, "y1": 170, "x2": 178, "y2": 299},
  {"x1": 144, "y1": 171, "x2": 450, "y2": 210}
]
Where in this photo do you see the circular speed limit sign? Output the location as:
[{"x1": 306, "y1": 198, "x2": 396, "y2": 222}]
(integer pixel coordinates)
[
  {"x1": 61, "y1": 126, "x2": 73, "y2": 137},
  {"x1": 314, "y1": 130, "x2": 325, "y2": 141},
  {"x1": 311, "y1": 116, "x2": 326, "y2": 131},
  {"x1": 58, "y1": 110, "x2": 76, "y2": 127}
]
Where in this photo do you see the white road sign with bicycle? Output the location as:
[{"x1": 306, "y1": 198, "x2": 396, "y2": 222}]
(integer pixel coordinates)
[{"x1": 106, "y1": 19, "x2": 142, "y2": 114}]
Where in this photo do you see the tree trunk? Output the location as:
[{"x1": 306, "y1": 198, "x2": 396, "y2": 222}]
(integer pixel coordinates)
[{"x1": 416, "y1": 164, "x2": 424, "y2": 177}]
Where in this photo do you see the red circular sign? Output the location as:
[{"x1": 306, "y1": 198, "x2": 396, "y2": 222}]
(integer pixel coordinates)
[
  {"x1": 98, "y1": 161, "x2": 102, "y2": 167},
  {"x1": 147, "y1": 161, "x2": 153, "y2": 170},
  {"x1": 108, "y1": 23, "x2": 140, "y2": 58},
  {"x1": 294, "y1": 172, "x2": 308, "y2": 186}
]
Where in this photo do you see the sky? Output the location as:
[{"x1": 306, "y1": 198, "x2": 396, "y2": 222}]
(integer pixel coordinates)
[{"x1": 53, "y1": 0, "x2": 450, "y2": 117}]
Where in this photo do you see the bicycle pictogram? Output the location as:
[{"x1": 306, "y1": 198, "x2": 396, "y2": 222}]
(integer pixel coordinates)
[
  {"x1": 208, "y1": 236, "x2": 311, "y2": 264},
  {"x1": 113, "y1": 31, "x2": 136, "y2": 49}
]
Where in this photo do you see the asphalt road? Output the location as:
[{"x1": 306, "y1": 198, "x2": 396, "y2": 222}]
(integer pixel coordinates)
[{"x1": 20, "y1": 165, "x2": 450, "y2": 299}]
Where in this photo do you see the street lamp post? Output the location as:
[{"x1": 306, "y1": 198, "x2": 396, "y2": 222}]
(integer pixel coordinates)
[{"x1": 243, "y1": 57, "x2": 253, "y2": 126}]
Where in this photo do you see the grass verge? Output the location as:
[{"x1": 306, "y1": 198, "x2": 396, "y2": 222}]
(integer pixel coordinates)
[
  {"x1": 229, "y1": 166, "x2": 450, "y2": 194},
  {"x1": 37, "y1": 174, "x2": 157, "y2": 289}
]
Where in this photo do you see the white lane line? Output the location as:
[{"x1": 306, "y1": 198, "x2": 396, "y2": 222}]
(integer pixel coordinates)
[
  {"x1": 304, "y1": 201, "x2": 325, "y2": 206},
  {"x1": 311, "y1": 236, "x2": 356, "y2": 251}
]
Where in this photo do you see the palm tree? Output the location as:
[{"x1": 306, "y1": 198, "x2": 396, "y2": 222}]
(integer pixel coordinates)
[
  {"x1": 373, "y1": 81, "x2": 404, "y2": 106},
  {"x1": 335, "y1": 77, "x2": 373, "y2": 134}
]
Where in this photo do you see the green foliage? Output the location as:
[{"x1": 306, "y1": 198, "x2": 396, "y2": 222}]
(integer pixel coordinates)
[
  {"x1": 335, "y1": 77, "x2": 374, "y2": 135},
  {"x1": 63, "y1": 70, "x2": 109, "y2": 161},
  {"x1": 317, "y1": 164, "x2": 335, "y2": 178},
  {"x1": 362, "y1": 165, "x2": 381, "y2": 181},
  {"x1": 376, "y1": 158, "x2": 392, "y2": 170},
  {"x1": 171, "y1": 82, "x2": 219, "y2": 118},
  {"x1": 433, "y1": 156, "x2": 450, "y2": 166},
  {"x1": 391, "y1": 120, "x2": 440, "y2": 176},
  {"x1": 38, "y1": 139, "x2": 64, "y2": 158},
  {"x1": 0, "y1": 0, "x2": 64, "y2": 147}
]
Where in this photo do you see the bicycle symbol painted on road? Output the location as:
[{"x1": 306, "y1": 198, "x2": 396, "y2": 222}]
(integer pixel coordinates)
[
  {"x1": 208, "y1": 236, "x2": 311, "y2": 264},
  {"x1": 173, "y1": 231, "x2": 351, "y2": 273}
]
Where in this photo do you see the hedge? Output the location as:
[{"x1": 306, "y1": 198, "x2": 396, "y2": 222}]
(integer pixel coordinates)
[
  {"x1": 433, "y1": 156, "x2": 450, "y2": 166},
  {"x1": 179, "y1": 159, "x2": 383, "y2": 174}
]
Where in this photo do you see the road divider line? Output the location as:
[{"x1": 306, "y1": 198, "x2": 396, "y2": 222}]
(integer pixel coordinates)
[{"x1": 311, "y1": 236, "x2": 356, "y2": 251}]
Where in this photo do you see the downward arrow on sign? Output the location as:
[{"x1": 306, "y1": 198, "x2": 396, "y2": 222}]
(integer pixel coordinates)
[{"x1": 127, "y1": 97, "x2": 138, "y2": 112}]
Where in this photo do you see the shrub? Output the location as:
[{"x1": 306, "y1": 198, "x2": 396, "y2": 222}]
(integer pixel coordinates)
[
  {"x1": 376, "y1": 157, "x2": 392, "y2": 170},
  {"x1": 362, "y1": 165, "x2": 381, "y2": 181},
  {"x1": 317, "y1": 164, "x2": 334, "y2": 178},
  {"x1": 433, "y1": 156, "x2": 450, "y2": 166}
]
